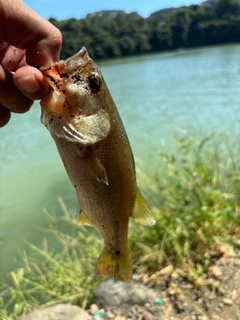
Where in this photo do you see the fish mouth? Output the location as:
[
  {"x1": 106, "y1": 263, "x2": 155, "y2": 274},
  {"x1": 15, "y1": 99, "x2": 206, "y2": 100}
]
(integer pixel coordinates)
[
  {"x1": 40, "y1": 47, "x2": 90, "y2": 74},
  {"x1": 63, "y1": 47, "x2": 90, "y2": 72}
]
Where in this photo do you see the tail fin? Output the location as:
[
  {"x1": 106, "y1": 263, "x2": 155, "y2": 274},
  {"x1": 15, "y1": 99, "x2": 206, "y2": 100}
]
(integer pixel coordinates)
[{"x1": 95, "y1": 247, "x2": 132, "y2": 282}]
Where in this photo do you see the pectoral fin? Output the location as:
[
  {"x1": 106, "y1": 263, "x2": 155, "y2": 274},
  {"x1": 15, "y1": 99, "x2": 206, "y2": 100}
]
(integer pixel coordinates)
[
  {"x1": 64, "y1": 149, "x2": 108, "y2": 185},
  {"x1": 81, "y1": 154, "x2": 109, "y2": 185},
  {"x1": 131, "y1": 188, "x2": 156, "y2": 226},
  {"x1": 79, "y1": 210, "x2": 93, "y2": 226}
]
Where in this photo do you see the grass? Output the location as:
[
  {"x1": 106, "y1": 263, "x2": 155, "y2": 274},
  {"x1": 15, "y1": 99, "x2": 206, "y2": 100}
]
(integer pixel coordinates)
[
  {"x1": 131, "y1": 134, "x2": 240, "y2": 271},
  {"x1": 0, "y1": 198, "x2": 103, "y2": 319},
  {"x1": 1, "y1": 134, "x2": 240, "y2": 319}
]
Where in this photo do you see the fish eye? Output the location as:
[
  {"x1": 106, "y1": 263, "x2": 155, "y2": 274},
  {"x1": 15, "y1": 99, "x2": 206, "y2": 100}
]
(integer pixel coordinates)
[{"x1": 88, "y1": 74, "x2": 102, "y2": 91}]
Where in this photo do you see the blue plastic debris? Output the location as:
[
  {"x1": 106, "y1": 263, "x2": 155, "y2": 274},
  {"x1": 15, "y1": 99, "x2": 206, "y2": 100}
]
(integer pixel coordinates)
[
  {"x1": 154, "y1": 298, "x2": 164, "y2": 305},
  {"x1": 93, "y1": 309, "x2": 104, "y2": 317}
]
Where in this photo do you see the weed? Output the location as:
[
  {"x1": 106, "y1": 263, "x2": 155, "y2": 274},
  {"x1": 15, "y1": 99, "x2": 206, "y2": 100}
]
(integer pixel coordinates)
[
  {"x1": 0, "y1": 198, "x2": 102, "y2": 319},
  {"x1": 1, "y1": 134, "x2": 240, "y2": 318},
  {"x1": 131, "y1": 134, "x2": 240, "y2": 270}
]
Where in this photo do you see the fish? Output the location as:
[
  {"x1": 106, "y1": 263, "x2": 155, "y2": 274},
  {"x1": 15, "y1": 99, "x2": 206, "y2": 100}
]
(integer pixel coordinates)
[{"x1": 40, "y1": 47, "x2": 155, "y2": 282}]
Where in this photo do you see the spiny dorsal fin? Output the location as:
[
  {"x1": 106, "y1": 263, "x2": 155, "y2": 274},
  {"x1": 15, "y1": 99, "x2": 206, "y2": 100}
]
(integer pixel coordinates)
[
  {"x1": 131, "y1": 188, "x2": 156, "y2": 226},
  {"x1": 79, "y1": 210, "x2": 93, "y2": 226}
]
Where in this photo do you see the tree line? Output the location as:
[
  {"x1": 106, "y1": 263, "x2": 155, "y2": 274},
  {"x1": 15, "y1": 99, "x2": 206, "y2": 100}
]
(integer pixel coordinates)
[{"x1": 49, "y1": 0, "x2": 240, "y2": 60}]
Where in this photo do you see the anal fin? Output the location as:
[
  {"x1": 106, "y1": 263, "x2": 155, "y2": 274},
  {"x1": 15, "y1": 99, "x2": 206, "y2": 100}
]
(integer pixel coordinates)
[{"x1": 131, "y1": 188, "x2": 156, "y2": 226}]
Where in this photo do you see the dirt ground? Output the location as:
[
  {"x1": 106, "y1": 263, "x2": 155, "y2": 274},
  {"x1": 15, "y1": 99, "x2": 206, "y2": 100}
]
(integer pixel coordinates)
[
  {"x1": 20, "y1": 241, "x2": 240, "y2": 320},
  {"x1": 149, "y1": 254, "x2": 240, "y2": 320},
  {"x1": 88, "y1": 241, "x2": 240, "y2": 320}
]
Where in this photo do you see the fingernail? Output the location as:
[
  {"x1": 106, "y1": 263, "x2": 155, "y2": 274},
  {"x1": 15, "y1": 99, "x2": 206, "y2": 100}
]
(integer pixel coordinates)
[{"x1": 17, "y1": 74, "x2": 41, "y2": 93}]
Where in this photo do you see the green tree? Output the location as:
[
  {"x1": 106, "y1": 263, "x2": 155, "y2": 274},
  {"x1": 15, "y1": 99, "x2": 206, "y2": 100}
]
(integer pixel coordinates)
[
  {"x1": 59, "y1": 18, "x2": 84, "y2": 59},
  {"x1": 48, "y1": 2, "x2": 240, "y2": 60},
  {"x1": 168, "y1": 8, "x2": 192, "y2": 48},
  {"x1": 148, "y1": 20, "x2": 172, "y2": 51},
  {"x1": 216, "y1": 0, "x2": 240, "y2": 17},
  {"x1": 187, "y1": 4, "x2": 216, "y2": 47}
]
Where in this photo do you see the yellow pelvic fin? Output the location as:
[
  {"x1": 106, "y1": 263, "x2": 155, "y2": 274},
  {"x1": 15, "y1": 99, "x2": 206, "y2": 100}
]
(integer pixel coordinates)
[
  {"x1": 79, "y1": 210, "x2": 93, "y2": 226},
  {"x1": 131, "y1": 188, "x2": 156, "y2": 226},
  {"x1": 81, "y1": 154, "x2": 109, "y2": 185},
  {"x1": 96, "y1": 247, "x2": 132, "y2": 283}
]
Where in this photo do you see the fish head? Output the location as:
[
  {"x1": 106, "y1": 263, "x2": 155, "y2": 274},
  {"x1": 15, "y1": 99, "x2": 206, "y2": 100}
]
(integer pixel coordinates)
[{"x1": 40, "y1": 47, "x2": 111, "y2": 145}]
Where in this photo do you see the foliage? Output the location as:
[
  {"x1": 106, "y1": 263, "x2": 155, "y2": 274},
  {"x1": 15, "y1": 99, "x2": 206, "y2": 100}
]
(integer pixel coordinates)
[
  {"x1": 0, "y1": 198, "x2": 103, "y2": 319},
  {"x1": 48, "y1": 1, "x2": 240, "y2": 60},
  {"x1": 130, "y1": 134, "x2": 240, "y2": 271},
  {"x1": 1, "y1": 135, "x2": 240, "y2": 318}
]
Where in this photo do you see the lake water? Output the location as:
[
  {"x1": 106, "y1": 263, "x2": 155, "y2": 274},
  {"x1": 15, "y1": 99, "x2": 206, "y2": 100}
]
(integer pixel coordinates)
[{"x1": 1, "y1": 44, "x2": 240, "y2": 274}]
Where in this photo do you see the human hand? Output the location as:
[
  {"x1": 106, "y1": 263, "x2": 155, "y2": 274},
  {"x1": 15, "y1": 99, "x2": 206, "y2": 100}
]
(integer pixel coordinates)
[{"x1": 0, "y1": 0, "x2": 62, "y2": 127}]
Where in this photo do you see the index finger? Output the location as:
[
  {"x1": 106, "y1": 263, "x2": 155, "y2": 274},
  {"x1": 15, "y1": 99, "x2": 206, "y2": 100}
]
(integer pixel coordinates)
[{"x1": 0, "y1": 0, "x2": 62, "y2": 66}]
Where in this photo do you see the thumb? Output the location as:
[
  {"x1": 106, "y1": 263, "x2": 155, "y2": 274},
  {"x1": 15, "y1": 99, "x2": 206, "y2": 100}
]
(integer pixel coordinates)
[{"x1": 14, "y1": 66, "x2": 50, "y2": 100}]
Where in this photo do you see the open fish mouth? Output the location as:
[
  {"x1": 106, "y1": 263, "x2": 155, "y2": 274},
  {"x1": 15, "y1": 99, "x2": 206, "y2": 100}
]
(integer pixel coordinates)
[
  {"x1": 40, "y1": 47, "x2": 90, "y2": 74},
  {"x1": 64, "y1": 47, "x2": 90, "y2": 66}
]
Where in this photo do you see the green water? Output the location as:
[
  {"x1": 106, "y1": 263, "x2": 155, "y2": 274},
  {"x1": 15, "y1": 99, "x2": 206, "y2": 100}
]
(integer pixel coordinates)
[{"x1": 1, "y1": 44, "x2": 240, "y2": 273}]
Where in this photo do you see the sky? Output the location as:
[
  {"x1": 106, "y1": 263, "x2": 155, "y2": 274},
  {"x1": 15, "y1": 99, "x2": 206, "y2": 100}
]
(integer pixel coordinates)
[{"x1": 23, "y1": 0, "x2": 204, "y2": 21}]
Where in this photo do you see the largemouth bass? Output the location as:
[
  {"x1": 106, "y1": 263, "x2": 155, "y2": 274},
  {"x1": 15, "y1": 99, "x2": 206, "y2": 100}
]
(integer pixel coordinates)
[{"x1": 40, "y1": 47, "x2": 155, "y2": 282}]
